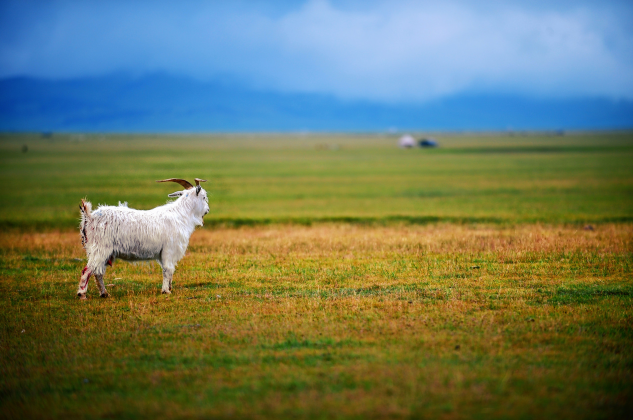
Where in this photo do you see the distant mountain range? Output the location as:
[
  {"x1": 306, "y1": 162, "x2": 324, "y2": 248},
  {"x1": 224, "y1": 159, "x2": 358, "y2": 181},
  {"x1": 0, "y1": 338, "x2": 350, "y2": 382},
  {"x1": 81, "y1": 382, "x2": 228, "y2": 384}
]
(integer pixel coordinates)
[{"x1": 1, "y1": 73, "x2": 632, "y2": 132}]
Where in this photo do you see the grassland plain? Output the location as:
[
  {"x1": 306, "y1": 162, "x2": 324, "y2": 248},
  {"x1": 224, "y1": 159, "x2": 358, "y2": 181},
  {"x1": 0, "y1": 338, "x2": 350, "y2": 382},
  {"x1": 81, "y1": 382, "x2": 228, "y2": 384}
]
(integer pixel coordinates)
[
  {"x1": 0, "y1": 225, "x2": 632, "y2": 418},
  {"x1": 0, "y1": 131, "x2": 632, "y2": 227},
  {"x1": 0, "y1": 132, "x2": 632, "y2": 418}
]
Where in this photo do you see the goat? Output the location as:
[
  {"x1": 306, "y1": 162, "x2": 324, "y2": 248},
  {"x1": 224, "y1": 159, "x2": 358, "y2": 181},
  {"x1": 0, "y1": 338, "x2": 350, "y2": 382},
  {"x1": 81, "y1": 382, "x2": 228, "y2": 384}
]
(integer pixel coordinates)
[{"x1": 77, "y1": 178, "x2": 209, "y2": 299}]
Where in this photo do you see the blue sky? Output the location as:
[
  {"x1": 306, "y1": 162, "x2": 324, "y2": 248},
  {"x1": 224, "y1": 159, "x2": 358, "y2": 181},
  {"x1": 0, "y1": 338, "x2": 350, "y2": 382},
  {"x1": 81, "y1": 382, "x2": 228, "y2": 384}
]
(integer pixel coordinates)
[{"x1": 1, "y1": 0, "x2": 633, "y2": 103}]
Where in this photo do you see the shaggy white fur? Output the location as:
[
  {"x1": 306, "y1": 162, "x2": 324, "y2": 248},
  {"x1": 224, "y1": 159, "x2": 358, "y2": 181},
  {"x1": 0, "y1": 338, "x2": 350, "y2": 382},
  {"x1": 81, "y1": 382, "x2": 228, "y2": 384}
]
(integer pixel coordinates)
[{"x1": 77, "y1": 181, "x2": 209, "y2": 298}]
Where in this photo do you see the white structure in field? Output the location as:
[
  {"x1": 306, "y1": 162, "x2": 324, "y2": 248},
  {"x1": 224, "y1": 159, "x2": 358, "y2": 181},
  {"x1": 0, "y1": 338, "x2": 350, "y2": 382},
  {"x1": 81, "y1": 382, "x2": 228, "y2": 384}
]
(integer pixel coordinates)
[{"x1": 398, "y1": 134, "x2": 416, "y2": 148}]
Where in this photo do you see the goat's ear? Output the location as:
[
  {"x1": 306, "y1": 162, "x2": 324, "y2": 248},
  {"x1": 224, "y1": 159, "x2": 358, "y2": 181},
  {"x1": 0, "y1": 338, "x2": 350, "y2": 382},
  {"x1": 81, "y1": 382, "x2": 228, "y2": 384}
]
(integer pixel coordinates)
[
  {"x1": 168, "y1": 191, "x2": 184, "y2": 198},
  {"x1": 196, "y1": 185, "x2": 201, "y2": 196}
]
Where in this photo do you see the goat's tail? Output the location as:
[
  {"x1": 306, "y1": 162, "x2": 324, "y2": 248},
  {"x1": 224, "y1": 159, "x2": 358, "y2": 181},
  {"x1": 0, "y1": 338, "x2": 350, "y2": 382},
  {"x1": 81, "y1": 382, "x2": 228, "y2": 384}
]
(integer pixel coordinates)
[{"x1": 79, "y1": 199, "x2": 92, "y2": 249}]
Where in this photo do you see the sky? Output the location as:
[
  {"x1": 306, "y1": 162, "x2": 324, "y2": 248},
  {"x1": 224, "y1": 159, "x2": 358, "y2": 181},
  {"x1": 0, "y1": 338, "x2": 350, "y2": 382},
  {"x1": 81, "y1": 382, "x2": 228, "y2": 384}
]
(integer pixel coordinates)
[{"x1": 1, "y1": 0, "x2": 633, "y2": 103}]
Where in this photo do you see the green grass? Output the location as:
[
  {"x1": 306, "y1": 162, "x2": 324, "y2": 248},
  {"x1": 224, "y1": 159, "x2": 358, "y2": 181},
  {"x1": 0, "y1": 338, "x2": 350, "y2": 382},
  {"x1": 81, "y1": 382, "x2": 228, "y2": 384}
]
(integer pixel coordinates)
[
  {"x1": 1, "y1": 132, "x2": 632, "y2": 418},
  {"x1": 0, "y1": 131, "x2": 632, "y2": 228},
  {"x1": 1, "y1": 225, "x2": 632, "y2": 418}
]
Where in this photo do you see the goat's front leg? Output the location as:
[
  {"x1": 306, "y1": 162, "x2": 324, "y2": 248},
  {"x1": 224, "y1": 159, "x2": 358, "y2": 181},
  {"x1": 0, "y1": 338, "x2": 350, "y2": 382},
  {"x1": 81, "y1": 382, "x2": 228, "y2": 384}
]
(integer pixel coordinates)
[
  {"x1": 77, "y1": 266, "x2": 92, "y2": 299},
  {"x1": 94, "y1": 273, "x2": 108, "y2": 298},
  {"x1": 161, "y1": 267, "x2": 174, "y2": 294}
]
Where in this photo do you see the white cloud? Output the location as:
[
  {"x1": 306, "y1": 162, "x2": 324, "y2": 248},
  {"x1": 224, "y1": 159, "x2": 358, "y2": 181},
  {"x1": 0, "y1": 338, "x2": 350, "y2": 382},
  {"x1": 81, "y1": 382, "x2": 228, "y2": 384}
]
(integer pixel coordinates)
[{"x1": 1, "y1": 0, "x2": 632, "y2": 101}]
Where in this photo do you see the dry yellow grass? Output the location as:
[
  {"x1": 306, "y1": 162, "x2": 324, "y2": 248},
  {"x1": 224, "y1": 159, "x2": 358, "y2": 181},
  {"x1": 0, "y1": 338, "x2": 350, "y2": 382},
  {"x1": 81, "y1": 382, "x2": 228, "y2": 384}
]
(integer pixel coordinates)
[{"x1": 1, "y1": 224, "x2": 632, "y2": 419}]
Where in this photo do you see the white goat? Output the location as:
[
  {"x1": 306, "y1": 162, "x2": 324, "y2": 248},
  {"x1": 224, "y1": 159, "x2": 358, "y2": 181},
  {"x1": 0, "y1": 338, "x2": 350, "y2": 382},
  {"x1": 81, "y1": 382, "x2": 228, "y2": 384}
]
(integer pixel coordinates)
[{"x1": 77, "y1": 178, "x2": 209, "y2": 299}]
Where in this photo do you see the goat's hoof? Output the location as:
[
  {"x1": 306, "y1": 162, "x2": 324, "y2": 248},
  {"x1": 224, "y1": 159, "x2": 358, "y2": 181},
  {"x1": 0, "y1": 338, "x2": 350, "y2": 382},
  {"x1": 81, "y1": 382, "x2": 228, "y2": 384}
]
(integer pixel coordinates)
[
  {"x1": 100, "y1": 292, "x2": 109, "y2": 298},
  {"x1": 77, "y1": 293, "x2": 87, "y2": 300},
  {"x1": 161, "y1": 290, "x2": 171, "y2": 295}
]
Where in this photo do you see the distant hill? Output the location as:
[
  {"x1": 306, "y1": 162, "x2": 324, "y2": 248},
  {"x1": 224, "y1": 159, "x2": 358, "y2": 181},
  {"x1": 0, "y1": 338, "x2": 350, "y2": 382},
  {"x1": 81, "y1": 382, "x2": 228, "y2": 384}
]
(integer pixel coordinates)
[{"x1": 1, "y1": 73, "x2": 632, "y2": 132}]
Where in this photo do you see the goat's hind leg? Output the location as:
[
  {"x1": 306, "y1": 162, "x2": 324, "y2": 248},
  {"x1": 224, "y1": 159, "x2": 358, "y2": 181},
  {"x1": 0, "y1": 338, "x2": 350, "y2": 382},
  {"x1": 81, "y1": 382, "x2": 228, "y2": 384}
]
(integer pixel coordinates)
[
  {"x1": 77, "y1": 258, "x2": 109, "y2": 299},
  {"x1": 161, "y1": 267, "x2": 174, "y2": 294},
  {"x1": 94, "y1": 273, "x2": 108, "y2": 298},
  {"x1": 96, "y1": 255, "x2": 115, "y2": 297},
  {"x1": 77, "y1": 266, "x2": 92, "y2": 299}
]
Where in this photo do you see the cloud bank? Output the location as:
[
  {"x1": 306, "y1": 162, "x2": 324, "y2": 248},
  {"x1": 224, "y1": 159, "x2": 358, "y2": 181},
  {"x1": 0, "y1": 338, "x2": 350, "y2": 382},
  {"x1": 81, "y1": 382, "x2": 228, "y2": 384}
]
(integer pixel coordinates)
[{"x1": 1, "y1": 0, "x2": 632, "y2": 102}]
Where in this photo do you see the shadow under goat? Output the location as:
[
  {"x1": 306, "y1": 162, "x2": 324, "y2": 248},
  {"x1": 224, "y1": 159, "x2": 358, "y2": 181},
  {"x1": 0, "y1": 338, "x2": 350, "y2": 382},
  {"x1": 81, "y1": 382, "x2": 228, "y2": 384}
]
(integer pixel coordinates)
[{"x1": 77, "y1": 178, "x2": 209, "y2": 299}]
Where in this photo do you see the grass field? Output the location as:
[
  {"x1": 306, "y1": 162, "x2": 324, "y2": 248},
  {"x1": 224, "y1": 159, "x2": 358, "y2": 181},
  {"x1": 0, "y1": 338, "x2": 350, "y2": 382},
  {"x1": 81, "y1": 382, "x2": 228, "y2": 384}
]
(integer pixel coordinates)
[
  {"x1": 1, "y1": 132, "x2": 632, "y2": 418},
  {"x1": 0, "y1": 131, "x2": 632, "y2": 228}
]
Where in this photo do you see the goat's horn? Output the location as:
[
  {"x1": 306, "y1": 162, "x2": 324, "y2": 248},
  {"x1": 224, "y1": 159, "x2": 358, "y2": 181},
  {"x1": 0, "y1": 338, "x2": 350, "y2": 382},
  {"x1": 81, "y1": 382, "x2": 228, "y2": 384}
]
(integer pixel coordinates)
[
  {"x1": 156, "y1": 178, "x2": 194, "y2": 190},
  {"x1": 194, "y1": 178, "x2": 207, "y2": 186}
]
